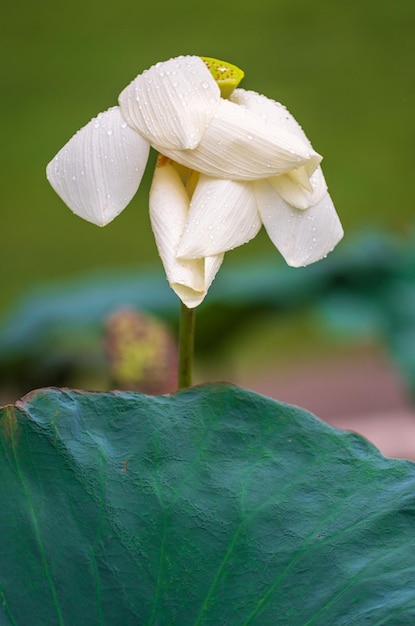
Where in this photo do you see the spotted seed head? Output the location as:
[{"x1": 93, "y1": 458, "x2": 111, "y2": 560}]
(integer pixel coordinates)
[
  {"x1": 104, "y1": 308, "x2": 178, "y2": 394},
  {"x1": 201, "y1": 56, "x2": 244, "y2": 98}
]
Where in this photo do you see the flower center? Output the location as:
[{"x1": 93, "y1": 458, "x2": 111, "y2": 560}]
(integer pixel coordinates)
[{"x1": 201, "y1": 56, "x2": 244, "y2": 99}]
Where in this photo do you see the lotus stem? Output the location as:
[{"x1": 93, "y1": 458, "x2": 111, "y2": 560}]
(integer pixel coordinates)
[{"x1": 178, "y1": 302, "x2": 195, "y2": 389}]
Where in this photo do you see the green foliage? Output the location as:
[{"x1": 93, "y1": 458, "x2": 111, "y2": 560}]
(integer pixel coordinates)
[
  {"x1": 0, "y1": 230, "x2": 409, "y2": 395},
  {"x1": 1, "y1": 384, "x2": 415, "y2": 625},
  {"x1": 318, "y1": 231, "x2": 415, "y2": 396}
]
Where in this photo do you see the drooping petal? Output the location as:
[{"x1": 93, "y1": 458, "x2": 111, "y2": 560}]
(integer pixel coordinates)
[
  {"x1": 231, "y1": 88, "x2": 327, "y2": 205},
  {"x1": 119, "y1": 56, "x2": 221, "y2": 151},
  {"x1": 177, "y1": 175, "x2": 261, "y2": 258},
  {"x1": 255, "y1": 179, "x2": 343, "y2": 267},
  {"x1": 46, "y1": 107, "x2": 150, "y2": 226},
  {"x1": 230, "y1": 88, "x2": 312, "y2": 147},
  {"x1": 269, "y1": 166, "x2": 328, "y2": 210},
  {"x1": 154, "y1": 99, "x2": 321, "y2": 181},
  {"x1": 149, "y1": 159, "x2": 224, "y2": 308}
]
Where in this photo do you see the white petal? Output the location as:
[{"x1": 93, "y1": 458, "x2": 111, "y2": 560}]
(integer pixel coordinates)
[
  {"x1": 46, "y1": 107, "x2": 150, "y2": 226},
  {"x1": 203, "y1": 255, "x2": 224, "y2": 298},
  {"x1": 119, "y1": 56, "x2": 220, "y2": 150},
  {"x1": 230, "y1": 88, "x2": 313, "y2": 147},
  {"x1": 269, "y1": 165, "x2": 328, "y2": 210},
  {"x1": 155, "y1": 99, "x2": 321, "y2": 181},
  {"x1": 233, "y1": 89, "x2": 330, "y2": 209},
  {"x1": 255, "y1": 180, "x2": 343, "y2": 266},
  {"x1": 177, "y1": 176, "x2": 261, "y2": 258},
  {"x1": 149, "y1": 160, "x2": 224, "y2": 307}
]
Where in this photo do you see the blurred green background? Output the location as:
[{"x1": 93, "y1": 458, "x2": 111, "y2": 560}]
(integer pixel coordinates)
[{"x1": 2, "y1": 0, "x2": 414, "y2": 314}]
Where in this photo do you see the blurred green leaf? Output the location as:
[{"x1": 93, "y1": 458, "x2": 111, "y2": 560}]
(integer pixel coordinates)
[
  {"x1": 0, "y1": 269, "x2": 176, "y2": 361},
  {"x1": 0, "y1": 231, "x2": 402, "y2": 362},
  {"x1": 317, "y1": 292, "x2": 384, "y2": 338},
  {"x1": 1, "y1": 230, "x2": 413, "y2": 397},
  {"x1": 1, "y1": 384, "x2": 415, "y2": 624}
]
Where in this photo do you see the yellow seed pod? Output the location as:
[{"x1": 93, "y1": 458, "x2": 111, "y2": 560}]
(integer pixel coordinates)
[
  {"x1": 201, "y1": 56, "x2": 244, "y2": 99},
  {"x1": 103, "y1": 308, "x2": 178, "y2": 394}
]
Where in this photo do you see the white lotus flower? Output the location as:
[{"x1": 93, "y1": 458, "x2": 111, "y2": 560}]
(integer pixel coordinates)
[{"x1": 46, "y1": 55, "x2": 343, "y2": 308}]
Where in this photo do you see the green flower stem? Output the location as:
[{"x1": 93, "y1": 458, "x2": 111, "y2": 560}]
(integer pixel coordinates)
[{"x1": 178, "y1": 302, "x2": 195, "y2": 389}]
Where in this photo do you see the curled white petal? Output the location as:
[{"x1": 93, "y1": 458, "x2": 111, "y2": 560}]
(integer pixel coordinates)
[
  {"x1": 269, "y1": 166, "x2": 328, "y2": 210},
  {"x1": 119, "y1": 56, "x2": 220, "y2": 151},
  {"x1": 155, "y1": 99, "x2": 321, "y2": 181},
  {"x1": 177, "y1": 175, "x2": 261, "y2": 258},
  {"x1": 255, "y1": 179, "x2": 343, "y2": 267},
  {"x1": 46, "y1": 107, "x2": 150, "y2": 226},
  {"x1": 149, "y1": 160, "x2": 223, "y2": 307},
  {"x1": 232, "y1": 88, "x2": 326, "y2": 206}
]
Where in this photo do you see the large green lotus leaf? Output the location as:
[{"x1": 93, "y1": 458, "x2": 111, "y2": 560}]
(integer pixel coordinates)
[{"x1": 1, "y1": 384, "x2": 415, "y2": 625}]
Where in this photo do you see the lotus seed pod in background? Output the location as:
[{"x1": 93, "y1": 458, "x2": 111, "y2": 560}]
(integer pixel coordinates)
[{"x1": 103, "y1": 308, "x2": 178, "y2": 394}]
